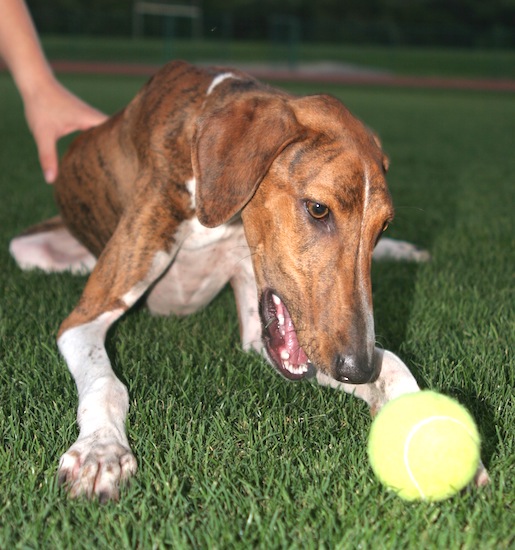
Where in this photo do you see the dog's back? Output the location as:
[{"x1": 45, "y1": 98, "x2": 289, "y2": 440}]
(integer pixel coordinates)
[{"x1": 54, "y1": 61, "x2": 231, "y2": 256}]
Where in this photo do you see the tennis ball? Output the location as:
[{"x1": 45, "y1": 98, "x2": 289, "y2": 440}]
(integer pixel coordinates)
[{"x1": 368, "y1": 390, "x2": 480, "y2": 501}]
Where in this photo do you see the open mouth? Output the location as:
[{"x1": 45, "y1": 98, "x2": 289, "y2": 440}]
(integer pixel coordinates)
[{"x1": 260, "y1": 289, "x2": 313, "y2": 380}]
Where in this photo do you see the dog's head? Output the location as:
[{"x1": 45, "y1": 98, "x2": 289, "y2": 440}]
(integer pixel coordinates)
[{"x1": 192, "y1": 93, "x2": 393, "y2": 385}]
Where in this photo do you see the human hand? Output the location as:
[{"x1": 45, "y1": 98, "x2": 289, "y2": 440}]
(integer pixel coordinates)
[{"x1": 24, "y1": 80, "x2": 108, "y2": 183}]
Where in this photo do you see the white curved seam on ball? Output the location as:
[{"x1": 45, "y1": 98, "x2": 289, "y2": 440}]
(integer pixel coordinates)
[{"x1": 403, "y1": 415, "x2": 476, "y2": 499}]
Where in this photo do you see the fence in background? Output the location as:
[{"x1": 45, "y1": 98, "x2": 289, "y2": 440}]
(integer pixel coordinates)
[{"x1": 29, "y1": 7, "x2": 515, "y2": 50}]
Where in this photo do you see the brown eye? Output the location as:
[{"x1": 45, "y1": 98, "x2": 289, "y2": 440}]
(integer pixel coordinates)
[{"x1": 306, "y1": 200, "x2": 330, "y2": 220}]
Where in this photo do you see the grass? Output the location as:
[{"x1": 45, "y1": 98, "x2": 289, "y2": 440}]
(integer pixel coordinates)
[
  {"x1": 38, "y1": 35, "x2": 515, "y2": 80},
  {"x1": 0, "y1": 70, "x2": 514, "y2": 548}
]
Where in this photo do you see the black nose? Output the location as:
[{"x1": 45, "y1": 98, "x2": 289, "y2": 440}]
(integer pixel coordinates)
[{"x1": 332, "y1": 353, "x2": 377, "y2": 384}]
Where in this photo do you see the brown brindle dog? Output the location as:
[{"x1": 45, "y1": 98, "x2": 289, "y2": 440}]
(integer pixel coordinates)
[{"x1": 11, "y1": 61, "x2": 485, "y2": 502}]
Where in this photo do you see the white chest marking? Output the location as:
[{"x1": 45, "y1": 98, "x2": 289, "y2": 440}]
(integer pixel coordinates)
[
  {"x1": 145, "y1": 216, "x2": 248, "y2": 317},
  {"x1": 180, "y1": 216, "x2": 238, "y2": 251},
  {"x1": 207, "y1": 72, "x2": 238, "y2": 95},
  {"x1": 186, "y1": 177, "x2": 196, "y2": 209}
]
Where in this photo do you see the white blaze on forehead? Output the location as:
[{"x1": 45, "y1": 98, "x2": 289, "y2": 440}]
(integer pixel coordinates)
[
  {"x1": 363, "y1": 163, "x2": 371, "y2": 216},
  {"x1": 359, "y1": 163, "x2": 375, "y2": 349},
  {"x1": 207, "y1": 72, "x2": 239, "y2": 95}
]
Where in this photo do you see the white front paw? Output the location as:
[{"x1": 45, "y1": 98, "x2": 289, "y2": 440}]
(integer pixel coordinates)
[{"x1": 58, "y1": 434, "x2": 137, "y2": 502}]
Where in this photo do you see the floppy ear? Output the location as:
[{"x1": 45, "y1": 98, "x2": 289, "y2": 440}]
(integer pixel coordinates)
[
  {"x1": 192, "y1": 96, "x2": 302, "y2": 227},
  {"x1": 369, "y1": 130, "x2": 390, "y2": 172}
]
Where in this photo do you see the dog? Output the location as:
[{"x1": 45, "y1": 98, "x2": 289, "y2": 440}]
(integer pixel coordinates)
[{"x1": 10, "y1": 60, "x2": 486, "y2": 501}]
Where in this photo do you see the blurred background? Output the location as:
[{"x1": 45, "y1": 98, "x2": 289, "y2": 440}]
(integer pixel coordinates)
[{"x1": 22, "y1": 0, "x2": 515, "y2": 81}]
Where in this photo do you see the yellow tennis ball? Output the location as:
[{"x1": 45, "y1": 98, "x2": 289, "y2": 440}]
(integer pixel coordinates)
[{"x1": 368, "y1": 390, "x2": 480, "y2": 501}]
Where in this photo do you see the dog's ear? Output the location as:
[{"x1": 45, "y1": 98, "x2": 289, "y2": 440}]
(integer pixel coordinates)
[
  {"x1": 369, "y1": 130, "x2": 390, "y2": 173},
  {"x1": 192, "y1": 96, "x2": 301, "y2": 227}
]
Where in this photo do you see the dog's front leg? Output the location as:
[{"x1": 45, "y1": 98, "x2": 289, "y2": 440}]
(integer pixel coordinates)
[
  {"x1": 316, "y1": 348, "x2": 490, "y2": 487},
  {"x1": 316, "y1": 348, "x2": 420, "y2": 416},
  {"x1": 58, "y1": 308, "x2": 136, "y2": 502},
  {"x1": 57, "y1": 207, "x2": 183, "y2": 501},
  {"x1": 229, "y1": 241, "x2": 262, "y2": 354}
]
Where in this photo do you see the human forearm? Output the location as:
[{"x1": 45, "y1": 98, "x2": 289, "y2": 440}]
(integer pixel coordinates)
[
  {"x1": 0, "y1": 0, "x2": 54, "y2": 99},
  {"x1": 0, "y1": 0, "x2": 107, "y2": 182}
]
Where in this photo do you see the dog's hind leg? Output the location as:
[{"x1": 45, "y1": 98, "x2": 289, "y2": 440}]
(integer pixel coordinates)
[{"x1": 9, "y1": 216, "x2": 96, "y2": 274}]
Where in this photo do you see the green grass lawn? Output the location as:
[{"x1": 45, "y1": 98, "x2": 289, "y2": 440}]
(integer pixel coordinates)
[
  {"x1": 38, "y1": 35, "x2": 515, "y2": 80},
  {"x1": 0, "y1": 71, "x2": 513, "y2": 548}
]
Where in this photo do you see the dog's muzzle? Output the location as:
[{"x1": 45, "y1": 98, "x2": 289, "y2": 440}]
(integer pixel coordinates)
[
  {"x1": 260, "y1": 289, "x2": 313, "y2": 381},
  {"x1": 260, "y1": 289, "x2": 378, "y2": 385}
]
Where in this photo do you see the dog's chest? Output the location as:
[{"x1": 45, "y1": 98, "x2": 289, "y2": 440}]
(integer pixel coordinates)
[{"x1": 145, "y1": 217, "x2": 251, "y2": 316}]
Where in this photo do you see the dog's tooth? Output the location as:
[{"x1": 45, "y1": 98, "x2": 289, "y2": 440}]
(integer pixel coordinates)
[
  {"x1": 293, "y1": 363, "x2": 308, "y2": 375},
  {"x1": 277, "y1": 313, "x2": 285, "y2": 326},
  {"x1": 280, "y1": 350, "x2": 290, "y2": 360},
  {"x1": 272, "y1": 294, "x2": 281, "y2": 306}
]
